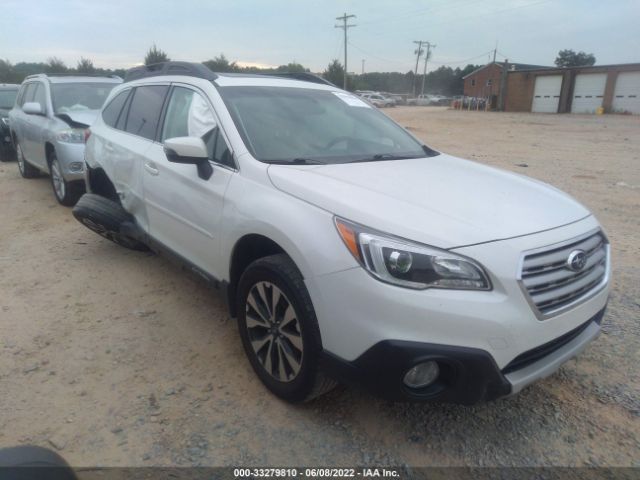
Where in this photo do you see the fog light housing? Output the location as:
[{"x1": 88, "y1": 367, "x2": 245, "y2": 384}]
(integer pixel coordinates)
[
  {"x1": 69, "y1": 162, "x2": 84, "y2": 173},
  {"x1": 403, "y1": 361, "x2": 439, "y2": 389}
]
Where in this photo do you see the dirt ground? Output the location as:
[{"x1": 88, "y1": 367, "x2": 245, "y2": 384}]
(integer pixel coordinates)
[{"x1": 0, "y1": 107, "x2": 638, "y2": 468}]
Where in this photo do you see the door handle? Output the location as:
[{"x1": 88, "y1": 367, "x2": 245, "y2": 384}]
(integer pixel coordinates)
[
  {"x1": 144, "y1": 161, "x2": 159, "y2": 176},
  {"x1": 104, "y1": 143, "x2": 115, "y2": 153}
]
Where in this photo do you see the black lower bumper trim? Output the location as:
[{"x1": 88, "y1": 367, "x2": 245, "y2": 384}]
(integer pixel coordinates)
[
  {"x1": 321, "y1": 306, "x2": 607, "y2": 405},
  {"x1": 321, "y1": 341, "x2": 511, "y2": 405}
]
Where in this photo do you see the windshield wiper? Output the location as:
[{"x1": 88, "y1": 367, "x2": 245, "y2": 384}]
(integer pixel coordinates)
[
  {"x1": 265, "y1": 158, "x2": 326, "y2": 165},
  {"x1": 348, "y1": 153, "x2": 422, "y2": 164}
]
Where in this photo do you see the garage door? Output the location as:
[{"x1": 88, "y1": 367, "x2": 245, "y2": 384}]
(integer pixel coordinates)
[
  {"x1": 571, "y1": 73, "x2": 607, "y2": 113},
  {"x1": 531, "y1": 75, "x2": 562, "y2": 113},
  {"x1": 612, "y1": 72, "x2": 640, "y2": 114}
]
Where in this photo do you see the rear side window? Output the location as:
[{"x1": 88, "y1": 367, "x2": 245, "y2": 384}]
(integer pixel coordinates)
[
  {"x1": 124, "y1": 86, "x2": 169, "y2": 140},
  {"x1": 102, "y1": 90, "x2": 131, "y2": 128},
  {"x1": 116, "y1": 92, "x2": 133, "y2": 131}
]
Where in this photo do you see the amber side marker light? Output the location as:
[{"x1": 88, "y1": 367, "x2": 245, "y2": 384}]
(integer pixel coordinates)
[{"x1": 335, "y1": 219, "x2": 362, "y2": 262}]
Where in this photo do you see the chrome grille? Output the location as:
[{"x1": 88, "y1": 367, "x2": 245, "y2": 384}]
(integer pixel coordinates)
[{"x1": 520, "y1": 230, "x2": 608, "y2": 317}]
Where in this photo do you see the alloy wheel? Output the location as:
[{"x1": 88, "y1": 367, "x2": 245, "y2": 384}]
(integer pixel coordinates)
[
  {"x1": 245, "y1": 281, "x2": 303, "y2": 382},
  {"x1": 51, "y1": 159, "x2": 66, "y2": 200}
]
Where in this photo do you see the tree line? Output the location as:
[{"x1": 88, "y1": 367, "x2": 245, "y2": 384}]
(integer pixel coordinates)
[{"x1": 0, "y1": 44, "x2": 596, "y2": 96}]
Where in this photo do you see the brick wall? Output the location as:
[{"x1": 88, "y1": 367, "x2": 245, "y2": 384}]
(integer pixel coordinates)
[
  {"x1": 463, "y1": 63, "x2": 503, "y2": 98},
  {"x1": 504, "y1": 63, "x2": 640, "y2": 113}
]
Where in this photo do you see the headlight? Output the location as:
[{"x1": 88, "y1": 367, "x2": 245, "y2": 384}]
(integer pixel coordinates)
[
  {"x1": 56, "y1": 128, "x2": 86, "y2": 143},
  {"x1": 335, "y1": 217, "x2": 491, "y2": 290},
  {"x1": 1, "y1": 117, "x2": 9, "y2": 127}
]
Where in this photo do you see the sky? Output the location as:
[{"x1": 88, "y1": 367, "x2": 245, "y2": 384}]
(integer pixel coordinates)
[{"x1": 1, "y1": 0, "x2": 639, "y2": 73}]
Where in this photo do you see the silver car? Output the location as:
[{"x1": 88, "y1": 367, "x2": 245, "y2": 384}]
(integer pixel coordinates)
[{"x1": 9, "y1": 74, "x2": 121, "y2": 205}]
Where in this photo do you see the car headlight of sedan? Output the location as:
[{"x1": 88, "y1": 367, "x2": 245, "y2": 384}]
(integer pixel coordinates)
[
  {"x1": 335, "y1": 217, "x2": 491, "y2": 290},
  {"x1": 56, "y1": 128, "x2": 86, "y2": 143}
]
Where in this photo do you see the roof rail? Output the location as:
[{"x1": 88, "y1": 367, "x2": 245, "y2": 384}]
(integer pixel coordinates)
[
  {"x1": 263, "y1": 72, "x2": 336, "y2": 87},
  {"x1": 24, "y1": 73, "x2": 122, "y2": 80},
  {"x1": 124, "y1": 62, "x2": 218, "y2": 83}
]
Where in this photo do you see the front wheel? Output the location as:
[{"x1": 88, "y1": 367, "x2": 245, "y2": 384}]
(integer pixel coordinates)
[
  {"x1": 236, "y1": 254, "x2": 336, "y2": 402},
  {"x1": 49, "y1": 152, "x2": 83, "y2": 206}
]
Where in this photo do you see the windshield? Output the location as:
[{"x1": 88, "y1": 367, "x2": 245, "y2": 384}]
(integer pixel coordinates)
[
  {"x1": 51, "y1": 83, "x2": 117, "y2": 115},
  {"x1": 0, "y1": 89, "x2": 18, "y2": 109},
  {"x1": 219, "y1": 86, "x2": 436, "y2": 164}
]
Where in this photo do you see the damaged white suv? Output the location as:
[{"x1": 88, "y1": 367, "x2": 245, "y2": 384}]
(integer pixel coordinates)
[{"x1": 75, "y1": 62, "x2": 610, "y2": 404}]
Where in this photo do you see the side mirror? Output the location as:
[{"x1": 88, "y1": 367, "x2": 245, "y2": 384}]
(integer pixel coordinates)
[
  {"x1": 163, "y1": 137, "x2": 212, "y2": 180},
  {"x1": 23, "y1": 102, "x2": 44, "y2": 115}
]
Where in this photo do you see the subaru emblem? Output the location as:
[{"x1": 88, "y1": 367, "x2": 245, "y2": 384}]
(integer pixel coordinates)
[{"x1": 567, "y1": 250, "x2": 587, "y2": 272}]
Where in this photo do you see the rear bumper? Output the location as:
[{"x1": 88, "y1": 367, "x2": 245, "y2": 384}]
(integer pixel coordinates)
[{"x1": 322, "y1": 307, "x2": 605, "y2": 404}]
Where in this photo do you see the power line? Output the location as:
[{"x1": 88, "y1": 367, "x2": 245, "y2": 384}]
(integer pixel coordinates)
[
  {"x1": 335, "y1": 13, "x2": 356, "y2": 89},
  {"x1": 360, "y1": 0, "x2": 553, "y2": 41},
  {"x1": 347, "y1": 40, "x2": 412, "y2": 68},
  {"x1": 349, "y1": 41, "x2": 495, "y2": 72},
  {"x1": 356, "y1": 0, "x2": 486, "y2": 28},
  {"x1": 430, "y1": 50, "x2": 494, "y2": 66}
]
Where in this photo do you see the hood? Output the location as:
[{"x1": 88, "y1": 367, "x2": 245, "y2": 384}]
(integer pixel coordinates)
[
  {"x1": 267, "y1": 154, "x2": 590, "y2": 248},
  {"x1": 56, "y1": 109, "x2": 100, "y2": 128}
]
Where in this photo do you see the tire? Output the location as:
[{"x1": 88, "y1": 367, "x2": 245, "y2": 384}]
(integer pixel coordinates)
[
  {"x1": 49, "y1": 151, "x2": 84, "y2": 206},
  {"x1": 0, "y1": 446, "x2": 77, "y2": 478},
  {"x1": 236, "y1": 253, "x2": 336, "y2": 402},
  {"x1": 72, "y1": 193, "x2": 149, "y2": 251},
  {"x1": 16, "y1": 141, "x2": 39, "y2": 178}
]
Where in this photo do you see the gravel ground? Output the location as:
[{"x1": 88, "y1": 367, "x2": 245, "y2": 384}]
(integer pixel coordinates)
[{"x1": 0, "y1": 107, "x2": 638, "y2": 467}]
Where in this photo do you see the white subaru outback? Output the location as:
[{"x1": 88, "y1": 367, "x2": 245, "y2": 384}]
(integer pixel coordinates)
[{"x1": 75, "y1": 62, "x2": 610, "y2": 404}]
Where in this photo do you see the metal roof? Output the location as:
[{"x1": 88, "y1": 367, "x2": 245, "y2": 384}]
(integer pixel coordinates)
[{"x1": 462, "y1": 62, "x2": 550, "y2": 79}]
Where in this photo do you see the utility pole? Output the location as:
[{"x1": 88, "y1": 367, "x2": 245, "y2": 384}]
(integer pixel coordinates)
[
  {"x1": 413, "y1": 40, "x2": 425, "y2": 97},
  {"x1": 492, "y1": 41, "x2": 498, "y2": 64},
  {"x1": 420, "y1": 42, "x2": 436, "y2": 96},
  {"x1": 362, "y1": 59, "x2": 365, "y2": 74},
  {"x1": 335, "y1": 13, "x2": 356, "y2": 90}
]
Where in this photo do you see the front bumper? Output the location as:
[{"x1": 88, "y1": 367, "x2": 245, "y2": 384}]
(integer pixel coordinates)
[
  {"x1": 322, "y1": 307, "x2": 605, "y2": 404},
  {"x1": 52, "y1": 141, "x2": 86, "y2": 182}
]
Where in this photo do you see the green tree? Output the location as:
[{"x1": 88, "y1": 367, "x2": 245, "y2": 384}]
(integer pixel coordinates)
[
  {"x1": 202, "y1": 54, "x2": 238, "y2": 73},
  {"x1": 323, "y1": 59, "x2": 346, "y2": 88},
  {"x1": 76, "y1": 57, "x2": 96, "y2": 74},
  {"x1": 0, "y1": 59, "x2": 21, "y2": 83},
  {"x1": 45, "y1": 57, "x2": 68, "y2": 73},
  {"x1": 144, "y1": 44, "x2": 170, "y2": 65},
  {"x1": 276, "y1": 62, "x2": 308, "y2": 73},
  {"x1": 554, "y1": 49, "x2": 596, "y2": 68}
]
